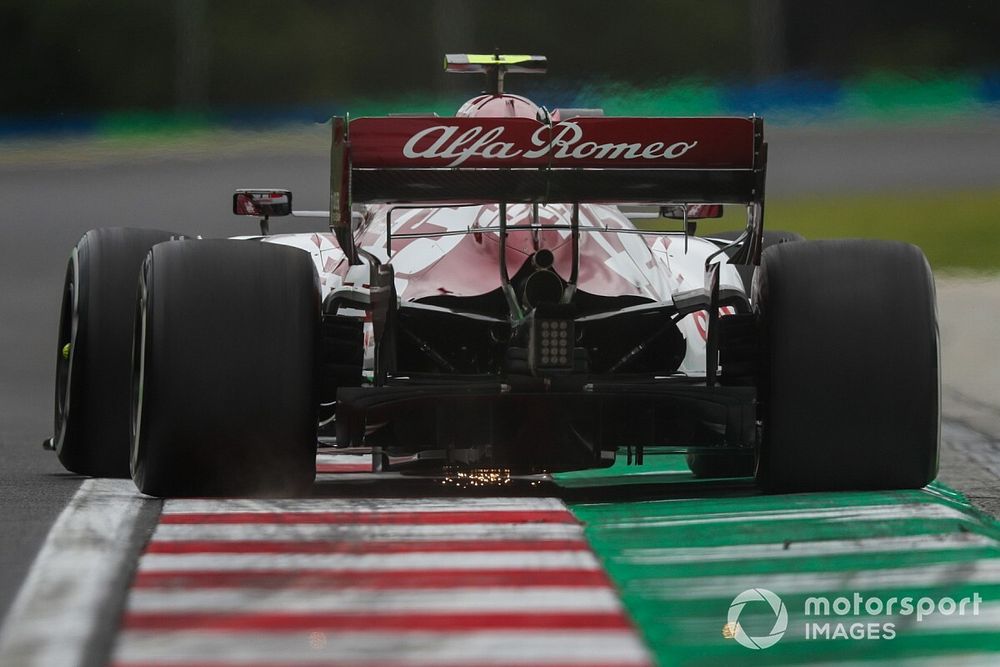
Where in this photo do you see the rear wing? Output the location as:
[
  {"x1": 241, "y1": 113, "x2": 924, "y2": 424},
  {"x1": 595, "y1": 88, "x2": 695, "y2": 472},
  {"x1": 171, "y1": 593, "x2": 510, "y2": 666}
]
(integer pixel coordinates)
[{"x1": 330, "y1": 115, "x2": 766, "y2": 264}]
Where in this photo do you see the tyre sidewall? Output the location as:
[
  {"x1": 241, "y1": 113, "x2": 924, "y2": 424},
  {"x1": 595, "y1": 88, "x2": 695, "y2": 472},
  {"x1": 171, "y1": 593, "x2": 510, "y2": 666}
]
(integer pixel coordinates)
[
  {"x1": 55, "y1": 228, "x2": 180, "y2": 477},
  {"x1": 132, "y1": 240, "x2": 319, "y2": 497},
  {"x1": 754, "y1": 239, "x2": 940, "y2": 491}
]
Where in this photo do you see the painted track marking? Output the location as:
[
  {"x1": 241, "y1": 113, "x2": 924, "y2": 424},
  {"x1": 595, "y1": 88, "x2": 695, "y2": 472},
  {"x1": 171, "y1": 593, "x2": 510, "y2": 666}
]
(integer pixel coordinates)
[
  {"x1": 112, "y1": 631, "x2": 653, "y2": 666},
  {"x1": 0, "y1": 479, "x2": 149, "y2": 667},
  {"x1": 111, "y1": 454, "x2": 653, "y2": 666},
  {"x1": 621, "y1": 532, "x2": 997, "y2": 564},
  {"x1": 124, "y1": 587, "x2": 625, "y2": 613},
  {"x1": 10, "y1": 453, "x2": 996, "y2": 666},
  {"x1": 568, "y1": 470, "x2": 1000, "y2": 666},
  {"x1": 131, "y1": 569, "x2": 613, "y2": 589}
]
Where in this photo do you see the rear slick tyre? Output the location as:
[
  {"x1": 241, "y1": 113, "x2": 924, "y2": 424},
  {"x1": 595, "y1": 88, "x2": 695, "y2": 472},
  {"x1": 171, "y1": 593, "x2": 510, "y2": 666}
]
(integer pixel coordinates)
[
  {"x1": 754, "y1": 239, "x2": 939, "y2": 492},
  {"x1": 54, "y1": 227, "x2": 181, "y2": 477},
  {"x1": 131, "y1": 240, "x2": 320, "y2": 497}
]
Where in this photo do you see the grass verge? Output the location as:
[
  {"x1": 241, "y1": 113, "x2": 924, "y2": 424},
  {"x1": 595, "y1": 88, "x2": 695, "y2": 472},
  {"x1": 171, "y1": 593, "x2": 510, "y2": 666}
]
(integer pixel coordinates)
[{"x1": 642, "y1": 189, "x2": 1000, "y2": 273}]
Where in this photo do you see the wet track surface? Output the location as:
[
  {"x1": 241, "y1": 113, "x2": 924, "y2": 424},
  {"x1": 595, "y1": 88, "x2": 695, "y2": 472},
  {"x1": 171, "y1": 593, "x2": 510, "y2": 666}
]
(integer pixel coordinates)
[
  {"x1": 3, "y1": 453, "x2": 999, "y2": 666},
  {"x1": 2, "y1": 123, "x2": 1000, "y2": 664}
]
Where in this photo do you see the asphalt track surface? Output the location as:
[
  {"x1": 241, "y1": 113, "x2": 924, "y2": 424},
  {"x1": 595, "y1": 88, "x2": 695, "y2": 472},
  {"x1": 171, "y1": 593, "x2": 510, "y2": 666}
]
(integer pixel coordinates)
[{"x1": 1, "y1": 121, "x2": 1000, "y2": 664}]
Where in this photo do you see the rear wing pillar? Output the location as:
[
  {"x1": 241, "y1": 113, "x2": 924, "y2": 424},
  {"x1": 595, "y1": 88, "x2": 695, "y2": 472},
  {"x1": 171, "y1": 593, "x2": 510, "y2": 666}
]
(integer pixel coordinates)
[
  {"x1": 329, "y1": 116, "x2": 359, "y2": 265},
  {"x1": 749, "y1": 116, "x2": 768, "y2": 265}
]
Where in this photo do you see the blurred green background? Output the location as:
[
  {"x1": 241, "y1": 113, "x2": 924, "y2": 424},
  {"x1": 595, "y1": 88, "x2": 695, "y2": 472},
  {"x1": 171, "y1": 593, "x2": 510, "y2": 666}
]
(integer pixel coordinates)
[
  {"x1": 4, "y1": 0, "x2": 999, "y2": 271},
  {"x1": 638, "y1": 191, "x2": 1000, "y2": 273},
  {"x1": 5, "y1": 0, "x2": 999, "y2": 118}
]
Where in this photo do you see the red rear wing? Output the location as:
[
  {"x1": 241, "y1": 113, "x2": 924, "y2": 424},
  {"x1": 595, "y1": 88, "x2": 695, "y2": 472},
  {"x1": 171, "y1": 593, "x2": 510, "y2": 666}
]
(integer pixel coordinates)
[{"x1": 331, "y1": 115, "x2": 765, "y2": 230}]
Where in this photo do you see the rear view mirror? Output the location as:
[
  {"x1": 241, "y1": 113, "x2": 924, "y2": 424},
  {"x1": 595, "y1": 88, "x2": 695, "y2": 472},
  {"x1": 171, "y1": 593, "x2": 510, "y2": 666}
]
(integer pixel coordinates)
[
  {"x1": 233, "y1": 189, "x2": 292, "y2": 217},
  {"x1": 660, "y1": 204, "x2": 723, "y2": 220}
]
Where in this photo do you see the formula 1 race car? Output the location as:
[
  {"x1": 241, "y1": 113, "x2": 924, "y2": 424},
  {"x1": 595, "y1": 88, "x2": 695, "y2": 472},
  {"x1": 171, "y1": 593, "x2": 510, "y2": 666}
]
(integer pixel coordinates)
[{"x1": 49, "y1": 55, "x2": 940, "y2": 497}]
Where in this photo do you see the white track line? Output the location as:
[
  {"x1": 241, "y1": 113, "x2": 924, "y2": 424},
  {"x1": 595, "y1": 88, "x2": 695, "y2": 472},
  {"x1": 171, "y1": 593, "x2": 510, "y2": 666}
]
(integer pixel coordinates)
[
  {"x1": 0, "y1": 479, "x2": 149, "y2": 667},
  {"x1": 603, "y1": 502, "x2": 970, "y2": 528},
  {"x1": 809, "y1": 657, "x2": 1000, "y2": 667},
  {"x1": 161, "y1": 497, "x2": 569, "y2": 513},
  {"x1": 917, "y1": 601, "x2": 1000, "y2": 631},
  {"x1": 620, "y1": 532, "x2": 996, "y2": 564},
  {"x1": 315, "y1": 453, "x2": 366, "y2": 461},
  {"x1": 150, "y1": 521, "x2": 585, "y2": 541},
  {"x1": 113, "y1": 630, "x2": 652, "y2": 665},
  {"x1": 125, "y1": 587, "x2": 623, "y2": 613},
  {"x1": 638, "y1": 559, "x2": 1000, "y2": 599},
  {"x1": 136, "y1": 549, "x2": 601, "y2": 572}
]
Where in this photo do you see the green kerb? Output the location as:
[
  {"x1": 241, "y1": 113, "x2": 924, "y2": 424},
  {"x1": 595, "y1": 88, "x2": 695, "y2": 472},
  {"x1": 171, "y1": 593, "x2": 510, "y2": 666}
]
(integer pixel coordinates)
[{"x1": 557, "y1": 462, "x2": 1000, "y2": 666}]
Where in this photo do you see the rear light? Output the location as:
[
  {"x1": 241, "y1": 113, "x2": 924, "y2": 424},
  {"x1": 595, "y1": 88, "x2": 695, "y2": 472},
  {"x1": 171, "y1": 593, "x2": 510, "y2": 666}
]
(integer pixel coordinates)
[{"x1": 530, "y1": 317, "x2": 575, "y2": 370}]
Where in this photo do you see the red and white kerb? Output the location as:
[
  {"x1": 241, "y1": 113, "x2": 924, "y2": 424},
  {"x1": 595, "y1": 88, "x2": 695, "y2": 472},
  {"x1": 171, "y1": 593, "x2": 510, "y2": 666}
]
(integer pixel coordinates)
[{"x1": 111, "y1": 454, "x2": 652, "y2": 667}]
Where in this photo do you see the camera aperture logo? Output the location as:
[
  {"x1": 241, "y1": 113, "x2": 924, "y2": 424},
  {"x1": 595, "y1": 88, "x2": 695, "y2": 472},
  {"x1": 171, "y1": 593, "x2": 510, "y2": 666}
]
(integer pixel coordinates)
[
  {"x1": 726, "y1": 588, "x2": 788, "y2": 649},
  {"x1": 726, "y1": 588, "x2": 983, "y2": 649}
]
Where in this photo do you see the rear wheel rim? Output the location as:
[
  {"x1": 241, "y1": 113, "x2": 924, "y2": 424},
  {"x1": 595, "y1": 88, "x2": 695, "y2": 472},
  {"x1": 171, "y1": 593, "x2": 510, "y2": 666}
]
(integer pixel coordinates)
[
  {"x1": 54, "y1": 253, "x2": 79, "y2": 450},
  {"x1": 129, "y1": 260, "x2": 149, "y2": 477}
]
